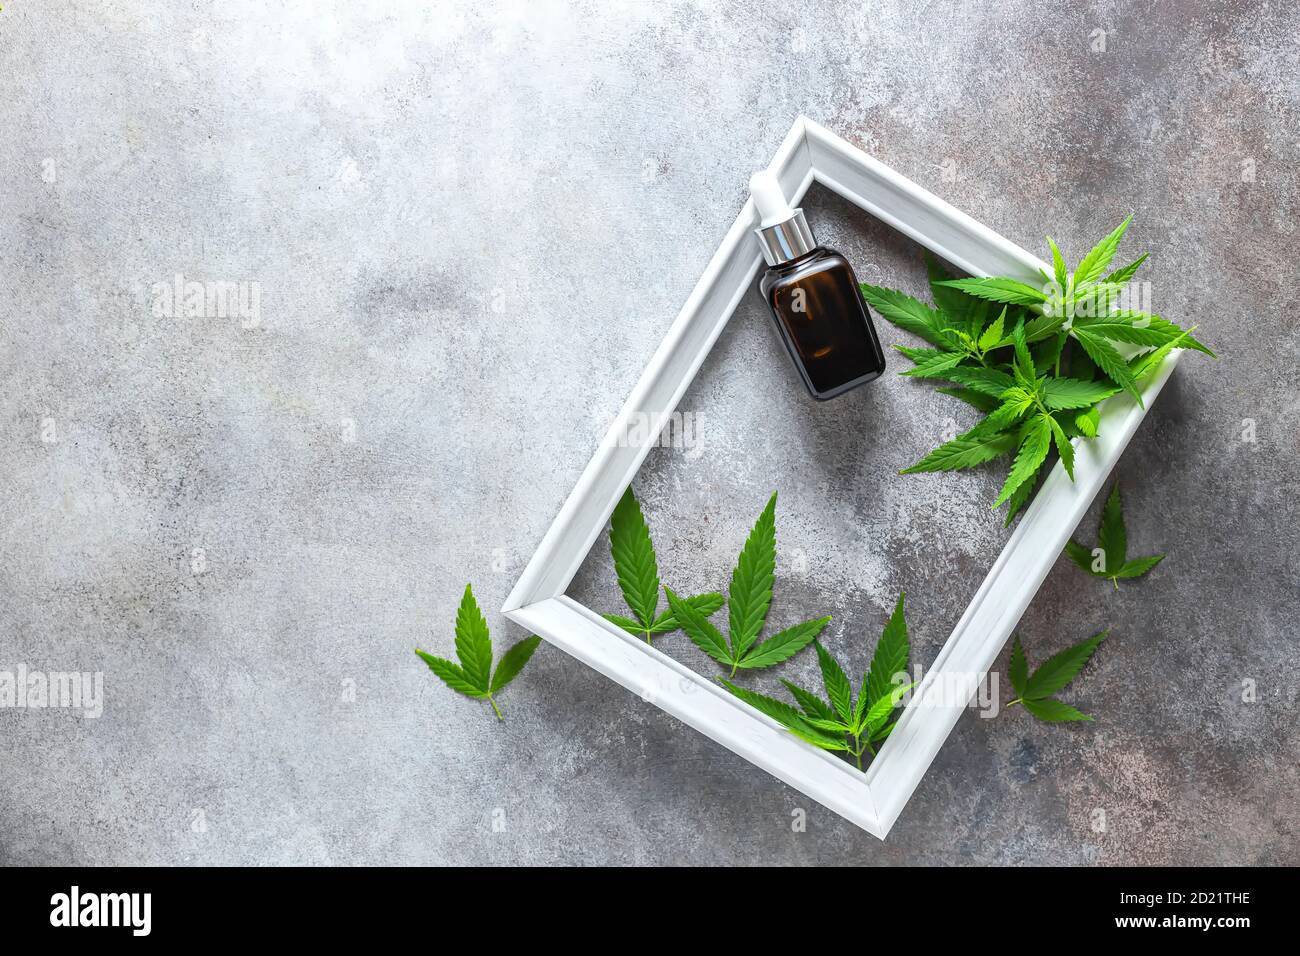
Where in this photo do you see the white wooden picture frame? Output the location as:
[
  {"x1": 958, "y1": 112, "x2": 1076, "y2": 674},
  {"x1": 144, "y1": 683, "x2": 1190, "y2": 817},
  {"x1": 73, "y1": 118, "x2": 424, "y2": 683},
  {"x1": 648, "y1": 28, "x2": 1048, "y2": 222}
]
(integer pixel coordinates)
[{"x1": 503, "y1": 116, "x2": 1179, "y2": 838}]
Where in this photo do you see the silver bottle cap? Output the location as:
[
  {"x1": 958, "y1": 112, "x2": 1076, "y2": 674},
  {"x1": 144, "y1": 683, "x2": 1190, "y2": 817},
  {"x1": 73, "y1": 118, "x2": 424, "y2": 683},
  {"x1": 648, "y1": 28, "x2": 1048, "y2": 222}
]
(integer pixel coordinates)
[
  {"x1": 755, "y1": 209, "x2": 816, "y2": 266},
  {"x1": 749, "y1": 170, "x2": 817, "y2": 266}
]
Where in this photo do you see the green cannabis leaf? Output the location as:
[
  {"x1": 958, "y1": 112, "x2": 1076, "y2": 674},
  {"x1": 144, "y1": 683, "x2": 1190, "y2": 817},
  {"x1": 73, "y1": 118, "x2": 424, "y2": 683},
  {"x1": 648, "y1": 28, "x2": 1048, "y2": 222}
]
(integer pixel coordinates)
[
  {"x1": 415, "y1": 583, "x2": 542, "y2": 721},
  {"x1": 1007, "y1": 631, "x2": 1107, "y2": 722},
  {"x1": 1064, "y1": 482, "x2": 1164, "y2": 587},
  {"x1": 720, "y1": 593, "x2": 915, "y2": 769},
  {"x1": 862, "y1": 221, "x2": 1213, "y2": 522},
  {"x1": 604, "y1": 487, "x2": 723, "y2": 643},
  {"x1": 665, "y1": 492, "x2": 829, "y2": 677}
]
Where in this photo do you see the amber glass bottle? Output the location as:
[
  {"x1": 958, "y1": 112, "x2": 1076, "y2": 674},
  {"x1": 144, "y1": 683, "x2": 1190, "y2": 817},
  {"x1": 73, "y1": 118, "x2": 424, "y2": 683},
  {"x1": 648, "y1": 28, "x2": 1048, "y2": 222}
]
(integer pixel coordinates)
[{"x1": 751, "y1": 172, "x2": 886, "y2": 400}]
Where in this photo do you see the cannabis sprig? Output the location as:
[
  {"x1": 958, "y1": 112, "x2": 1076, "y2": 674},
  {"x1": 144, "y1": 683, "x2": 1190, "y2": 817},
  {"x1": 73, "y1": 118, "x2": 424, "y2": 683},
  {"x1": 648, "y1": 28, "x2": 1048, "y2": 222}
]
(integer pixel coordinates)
[
  {"x1": 1065, "y1": 482, "x2": 1164, "y2": 587},
  {"x1": 665, "y1": 492, "x2": 829, "y2": 677},
  {"x1": 862, "y1": 224, "x2": 1213, "y2": 521},
  {"x1": 720, "y1": 593, "x2": 915, "y2": 768},
  {"x1": 603, "y1": 487, "x2": 724, "y2": 643},
  {"x1": 416, "y1": 584, "x2": 541, "y2": 720},
  {"x1": 1007, "y1": 631, "x2": 1107, "y2": 722}
]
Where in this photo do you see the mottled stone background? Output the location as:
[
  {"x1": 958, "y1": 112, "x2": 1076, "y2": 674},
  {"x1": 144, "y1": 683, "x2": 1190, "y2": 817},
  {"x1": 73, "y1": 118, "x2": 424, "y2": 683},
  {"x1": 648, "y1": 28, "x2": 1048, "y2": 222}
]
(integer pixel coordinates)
[{"x1": 1, "y1": 1, "x2": 1296, "y2": 865}]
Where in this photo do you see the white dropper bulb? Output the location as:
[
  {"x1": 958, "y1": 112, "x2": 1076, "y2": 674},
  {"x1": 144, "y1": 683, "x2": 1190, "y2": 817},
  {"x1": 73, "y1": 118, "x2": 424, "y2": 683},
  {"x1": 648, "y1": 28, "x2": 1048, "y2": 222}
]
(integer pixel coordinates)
[{"x1": 749, "y1": 170, "x2": 795, "y2": 228}]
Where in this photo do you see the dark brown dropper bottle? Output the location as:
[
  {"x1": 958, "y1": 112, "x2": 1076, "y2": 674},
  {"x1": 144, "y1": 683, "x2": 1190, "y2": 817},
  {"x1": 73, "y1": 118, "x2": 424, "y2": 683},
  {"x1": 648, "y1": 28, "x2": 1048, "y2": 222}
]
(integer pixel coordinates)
[{"x1": 750, "y1": 171, "x2": 886, "y2": 400}]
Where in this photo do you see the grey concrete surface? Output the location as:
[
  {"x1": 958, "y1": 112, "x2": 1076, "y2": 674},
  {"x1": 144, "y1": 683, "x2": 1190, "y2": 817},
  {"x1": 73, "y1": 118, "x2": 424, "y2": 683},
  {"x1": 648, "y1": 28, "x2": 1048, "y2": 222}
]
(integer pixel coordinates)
[{"x1": 1, "y1": 1, "x2": 1296, "y2": 865}]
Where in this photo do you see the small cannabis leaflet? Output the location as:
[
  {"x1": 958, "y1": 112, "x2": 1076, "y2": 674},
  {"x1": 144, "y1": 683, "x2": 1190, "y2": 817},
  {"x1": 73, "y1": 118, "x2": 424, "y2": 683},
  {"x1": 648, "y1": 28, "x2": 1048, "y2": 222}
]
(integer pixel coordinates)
[
  {"x1": 1065, "y1": 482, "x2": 1164, "y2": 587},
  {"x1": 666, "y1": 492, "x2": 831, "y2": 677},
  {"x1": 415, "y1": 584, "x2": 541, "y2": 720},
  {"x1": 603, "y1": 487, "x2": 724, "y2": 644},
  {"x1": 1007, "y1": 632, "x2": 1108, "y2": 723},
  {"x1": 721, "y1": 593, "x2": 915, "y2": 769},
  {"x1": 861, "y1": 221, "x2": 1213, "y2": 521}
]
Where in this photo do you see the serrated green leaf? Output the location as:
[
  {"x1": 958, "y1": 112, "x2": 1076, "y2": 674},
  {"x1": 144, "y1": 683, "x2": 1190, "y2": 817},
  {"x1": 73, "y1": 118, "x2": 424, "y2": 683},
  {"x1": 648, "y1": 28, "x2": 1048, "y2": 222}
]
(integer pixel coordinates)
[
  {"x1": 664, "y1": 586, "x2": 733, "y2": 667},
  {"x1": 865, "y1": 593, "x2": 910, "y2": 709},
  {"x1": 1047, "y1": 236, "x2": 1068, "y2": 289},
  {"x1": 787, "y1": 726, "x2": 854, "y2": 750},
  {"x1": 851, "y1": 685, "x2": 871, "y2": 731},
  {"x1": 609, "y1": 487, "x2": 660, "y2": 627},
  {"x1": 1103, "y1": 252, "x2": 1148, "y2": 285},
  {"x1": 814, "y1": 640, "x2": 853, "y2": 722},
  {"x1": 655, "y1": 494, "x2": 822, "y2": 677},
  {"x1": 1012, "y1": 318, "x2": 1035, "y2": 381},
  {"x1": 721, "y1": 681, "x2": 849, "y2": 750},
  {"x1": 942, "y1": 365, "x2": 1017, "y2": 398},
  {"x1": 977, "y1": 393, "x2": 1034, "y2": 435},
  {"x1": 728, "y1": 492, "x2": 777, "y2": 657},
  {"x1": 1063, "y1": 539, "x2": 1098, "y2": 574},
  {"x1": 925, "y1": 251, "x2": 975, "y2": 325},
  {"x1": 1003, "y1": 464, "x2": 1040, "y2": 525},
  {"x1": 718, "y1": 679, "x2": 806, "y2": 728},
  {"x1": 1067, "y1": 483, "x2": 1163, "y2": 584},
  {"x1": 1073, "y1": 216, "x2": 1132, "y2": 285},
  {"x1": 937, "y1": 387, "x2": 1001, "y2": 413},
  {"x1": 978, "y1": 307, "x2": 1007, "y2": 353},
  {"x1": 936, "y1": 276, "x2": 1049, "y2": 305},
  {"x1": 1062, "y1": 412, "x2": 1087, "y2": 440},
  {"x1": 1040, "y1": 377, "x2": 1120, "y2": 411},
  {"x1": 1025, "y1": 631, "x2": 1108, "y2": 700},
  {"x1": 860, "y1": 283, "x2": 958, "y2": 348},
  {"x1": 994, "y1": 416, "x2": 1052, "y2": 508},
  {"x1": 1022, "y1": 697, "x2": 1093, "y2": 723},
  {"x1": 603, "y1": 612, "x2": 647, "y2": 636},
  {"x1": 648, "y1": 592, "x2": 724, "y2": 633},
  {"x1": 871, "y1": 719, "x2": 899, "y2": 742},
  {"x1": 801, "y1": 716, "x2": 855, "y2": 734},
  {"x1": 1055, "y1": 405, "x2": 1086, "y2": 439},
  {"x1": 1123, "y1": 314, "x2": 1211, "y2": 358},
  {"x1": 782, "y1": 680, "x2": 838, "y2": 723},
  {"x1": 1070, "y1": 281, "x2": 1127, "y2": 316},
  {"x1": 1072, "y1": 327, "x2": 1143, "y2": 406},
  {"x1": 1114, "y1": 554, "x2": 1164, "y2": 578},
  {"x1": 1074, "y1": 406, "x2": 1100, "y2": 437},
  {"x1": 902, "y1": 350, "x2": 967, "y2": 378},
  {"x1": 1046, "y1": 413, "x2": 1075, "y2": 480},
  {"x1": 995, "y1": 382, "x2": 1031, "y2": 404},
  {"x1": 1128, "y1": 327, "x2": 1198, "y2": 380},
  {"x1": 415, "y1": 650, "x2": 486, "y2": 698},
  {"x1": 491, "y1": 635, "x2": 542, "y2": 693},
  {"x1": 864, "y1": 681, "x2": 916, "y2": 733},
  {"x1": 1055, "y1": 411, "x2": 1082, "y2": 439},
  {"x1": 1009, "y1": 635, "x2": 1028, "y2": 697},
  {"x1": 965, "y1": 297, "x2": 993, "y2": 339},
  {"x1": 900, "y1": 426, "x2": 1019, "y2": 474},
  {"x1": 1098, "y1": 483, "x2": 1128, "y2": 570},
  {"x1": 1023, "y1": 309, "x2": 1066, "y2": 342},
  {"x1": 894, "y1": 344, "x2": 948, "y2": 364},
  {"x1": 739, "y1": 616, "x2": 831, "y2": 670},
  {"x1": 454, "y1": 583, "x2": 493, "y2": 692},
  {"x1": 1033, "y1": 332, "x2": 1067, "y2": 375},
  {"x1": 1075, "y1": 311, "x2": 1214, "y2": 356}
]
